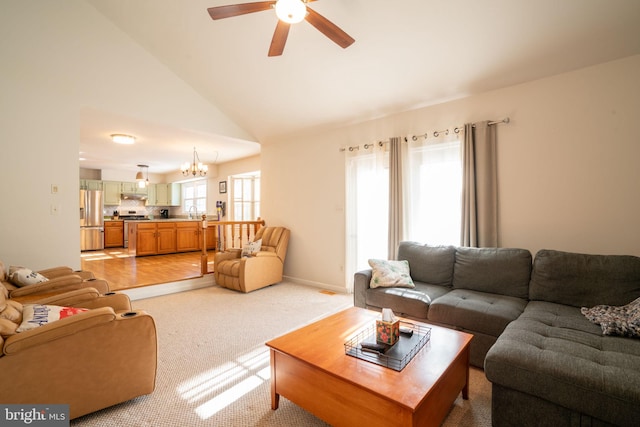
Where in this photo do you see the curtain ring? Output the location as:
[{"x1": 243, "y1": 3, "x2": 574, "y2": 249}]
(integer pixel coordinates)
[{"x1": 349, "y1": 146, "x2": 359, "y2": 152}]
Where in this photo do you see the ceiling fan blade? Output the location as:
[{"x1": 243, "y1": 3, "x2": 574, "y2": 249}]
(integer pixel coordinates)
[
  {"x1": 305, "y1": 7, "x2": 355, "y2": 49},
  {"x1": 268, "y1": 20, "x2": 290, "y2": 57},
  {"x1": 207, "y1": 1, "x2": 275, "y2": 20}
]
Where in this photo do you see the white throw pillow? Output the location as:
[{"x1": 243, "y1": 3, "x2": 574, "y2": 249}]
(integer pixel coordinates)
[
  {"x1": 8, "y1": 266, "x2": 49, "y2": 287},
  {"x1": 16, "y1": 304, "x2": 89, "y2": 332},
  {"x1": 241, "y1": 239, "x2": 262, "y2": 257},
  {"x1": 368, "y1": 259, "x2": 414, "y2": 289}
]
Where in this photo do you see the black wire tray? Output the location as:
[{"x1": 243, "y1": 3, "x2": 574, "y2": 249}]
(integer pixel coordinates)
[{"x1": 344, "y1": 321, "x2": 431, "y2": 371}]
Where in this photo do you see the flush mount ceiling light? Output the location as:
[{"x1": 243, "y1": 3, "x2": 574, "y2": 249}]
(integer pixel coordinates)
[
  {"x1": 136, "y1": 164, "x2": 149, "y2": 188},
  {"x1": 111, "y1": 134, "x2": 136, "y2": 145},
  {"x1": 181, "y1": 147, "x2": 208, "y2": 177},
  {"x1": 275, "y1": 0, "x2": 307, "y2": 23}
]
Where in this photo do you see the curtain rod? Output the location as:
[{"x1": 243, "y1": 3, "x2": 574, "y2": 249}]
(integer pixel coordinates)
[{"x1": 339, "y1": 117, "x2": 510, "y2": 152}]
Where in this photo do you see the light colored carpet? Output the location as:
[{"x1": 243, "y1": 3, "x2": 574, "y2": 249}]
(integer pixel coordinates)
[{"x1": 71, "y1": 282, "x2": 491, "y2": 426}]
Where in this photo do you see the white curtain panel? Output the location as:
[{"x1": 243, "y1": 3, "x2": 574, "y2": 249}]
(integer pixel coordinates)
[{"x1": 344, "y1": 142, "x2": 389, "y2": 291}]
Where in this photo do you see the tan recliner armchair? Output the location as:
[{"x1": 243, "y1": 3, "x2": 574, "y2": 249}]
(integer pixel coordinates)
[
  {"x1": 0, "y1": 286, "x2": 157, "y2": 420},
  {"x1": 214, "y1": 226, "x2": 290, "y2": 293},
  {"x1": 1, "y1": 260, "x2": 109, "y2": 303}
]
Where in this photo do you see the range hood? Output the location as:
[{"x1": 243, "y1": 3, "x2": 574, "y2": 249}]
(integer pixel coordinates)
[{"x1": 121, "y1": 193, "x2": 148, "y2": 201}]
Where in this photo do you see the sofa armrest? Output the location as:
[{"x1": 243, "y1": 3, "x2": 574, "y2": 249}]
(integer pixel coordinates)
[
  {"x1": 8, "y1": 274, "x2": 84, "y2": 297},
  {"x1": 29, "y1": 288, "x2": 132, "y2": 312},
  {"x1": 37, "y1": 266, "x2": 74, "y2": 278},
  {"x1": 32, "y1": 288, "x2": 101, "y2": 306},
  {"x1": 354, "y1": 269, "x2": 373, "y2": 309},
  {"x1": 9, "y1": 276, "x2": 110, "y2": 301},
  {"x1": 214, "y1": 249, "x2": 242, "y2": 263}
]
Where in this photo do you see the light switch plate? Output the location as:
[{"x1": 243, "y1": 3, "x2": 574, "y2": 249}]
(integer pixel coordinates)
[{"x1": 51, "y1": 184, "x2": 59, "y2": 194}]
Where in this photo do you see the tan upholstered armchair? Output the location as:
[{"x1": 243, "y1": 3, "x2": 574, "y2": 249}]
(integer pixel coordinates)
[
  {"x1": 0, "y1": 287, "x2": 157, "y2": 419},
  {"x1": 214, "y1": 226, "x2": 290, "y2": 293}
]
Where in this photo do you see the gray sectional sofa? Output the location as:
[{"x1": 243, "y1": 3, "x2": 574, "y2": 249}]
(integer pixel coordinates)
[{"x1": 353, "y1": 242, "x2": 640, "y2": 426}]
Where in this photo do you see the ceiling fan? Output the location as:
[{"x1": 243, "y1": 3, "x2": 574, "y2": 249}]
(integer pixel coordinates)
[{"x1": 207, "y1": 0, "x2": 355, "y2": 56}]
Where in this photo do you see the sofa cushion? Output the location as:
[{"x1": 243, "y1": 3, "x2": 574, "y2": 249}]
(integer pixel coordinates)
[
  {"x1": 397, "y1": 242, "x2": 456, "y2": 286},
  {"x1": 368, "y1": 259, "x2": 414, "y2": 288},
  {"x1": 365, "y1": 282, "x2": 450, "y2": 320},
  {"x1": 485, "y1": 301, "x2": 640, "y2": 426},
  {"x1": 428, "y1": 289, "x2": 527, "y2": 337},
  {"x1": 529, "y1": 249, "x2": 640, "y2": 308},
  {"x1": 452, "y1": 247, "x2": 532, "y2": 299},
  {"x1": 581, "y1": 296, "x2": 640, "y2": 338}
]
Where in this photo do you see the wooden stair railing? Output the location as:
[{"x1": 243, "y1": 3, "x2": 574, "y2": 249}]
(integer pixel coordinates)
[{"x1": 200, "y1": 217, "x2": 266, "y2": 274}]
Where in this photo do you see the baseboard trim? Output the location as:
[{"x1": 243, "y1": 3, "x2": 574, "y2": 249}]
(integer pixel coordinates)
[
  {"x1": 122, "y1": 275, "x2": 214, "y2": 301},
  {"x1": 283, "y1": 275, "x2": 350, "y2": 294}
]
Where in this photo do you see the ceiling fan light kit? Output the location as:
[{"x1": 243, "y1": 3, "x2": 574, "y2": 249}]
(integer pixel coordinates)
[
  {"x1": 275, "y1": 0, "x2": 306, "y2": 23},
  {"x1": 207, "y1": 0, "x2": 354, "y2": 56}
]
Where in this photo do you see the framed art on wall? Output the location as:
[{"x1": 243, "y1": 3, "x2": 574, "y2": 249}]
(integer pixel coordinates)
[{"x1": 219, "y1": 181, "x2": 227, "y2": 194}]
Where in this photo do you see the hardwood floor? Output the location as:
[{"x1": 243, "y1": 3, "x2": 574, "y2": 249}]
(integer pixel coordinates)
[{"x1": 80, "y1": 248, "x2": 214, "y2": 291}]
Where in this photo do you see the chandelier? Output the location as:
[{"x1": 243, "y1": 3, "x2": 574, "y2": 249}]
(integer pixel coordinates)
[{"x1": 181, "y1": 147, "x2": 208, "y2": 177}]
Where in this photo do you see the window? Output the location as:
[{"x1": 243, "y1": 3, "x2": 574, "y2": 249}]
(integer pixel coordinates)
[
  {"x1": 345, "y1": 134, "x2": 462, "y2": 289},
  {"x1": 230, "y1": 172, "x2": 260, "y2": 221},
  {"x1": 182, "y1": 180, "x2": 207, "y2": 215}
]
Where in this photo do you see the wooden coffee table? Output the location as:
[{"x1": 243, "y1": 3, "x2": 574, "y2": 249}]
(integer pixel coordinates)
[{"x1": 265, "y1": 307, "x2": 473, "y2": 427}]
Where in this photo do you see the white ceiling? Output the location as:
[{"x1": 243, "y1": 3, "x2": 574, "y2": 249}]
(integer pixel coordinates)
[{"x1": 82, "y1": 0, "x2": 640, "y2": 173}]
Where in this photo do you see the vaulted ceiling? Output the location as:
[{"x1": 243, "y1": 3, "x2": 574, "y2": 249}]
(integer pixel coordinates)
[{"x1": 82, "y1": 0, "x2": 640, "y2": 172}]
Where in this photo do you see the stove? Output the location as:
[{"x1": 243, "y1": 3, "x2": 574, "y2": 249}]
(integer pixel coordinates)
[
  {"x1": 120, "y1": 209, "x2": 149, "y2": 248},
  {"x1": 119, "y1": 209, "x2": 150, "y2": 221}
]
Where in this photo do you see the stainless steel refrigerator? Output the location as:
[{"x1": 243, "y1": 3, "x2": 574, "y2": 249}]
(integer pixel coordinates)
[{"x1": 80, "y1": 189, "x2": 104, "y2": 251}]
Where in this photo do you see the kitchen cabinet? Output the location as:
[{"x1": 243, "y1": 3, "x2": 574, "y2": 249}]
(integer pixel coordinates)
[
  {"x1": 206, "y1": 225, "x2": 218, "y2": 250},
  {"x1": 104, "y1": 221, "x2": 124, "y2": 248},
  {"x1": 122, "y1": 181, "x2": 148, "y2": 195},
  {"x1": 146, "y1": 185, "x2": 157, "y2": 206},
  {"x1": 130, "y1": 222, "x2": 176, "y2": 256},
  {"x1": 168, "y1": 183, "x2": 181, "y2": 206},
  {"x1": 146, "y1": 183, "x2": 180, "y2": 206},
  {"x1": 157, "y1": 222, "x2": 177, "y2": 254},
  {"x1": 134, "y1": 223, "x2": 159, "y2": 256},
  {"x1": 103, "y1": 181, "x2": 121, "y2": 205},
  {"x1": 80, "y1": 179, "x2": 103, "y2": 191},
  {"x1": 176, "y1": 222, "x2": 199, "y2": 252}
]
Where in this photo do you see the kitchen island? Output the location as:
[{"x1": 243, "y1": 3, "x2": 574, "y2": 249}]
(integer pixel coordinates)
[{"x1": 127, "y1": 219, "x2": 217, "y2": 257}]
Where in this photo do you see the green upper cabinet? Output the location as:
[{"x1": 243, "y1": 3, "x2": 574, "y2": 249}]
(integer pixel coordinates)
[
  {"x1": 122, "y1": 181, "x2": 147, "y2": 195},
  {"x1": 103, "y1": 181, "x2": 121, "y2": 205},
  {"x1": 169, "y1": 183, "x2": 181, "y2": 206},
  {"x1": 146, "y1": 184, "x2": 157, "y2": 206},
  {"x1": 80, "y1": 179, "x2": 102, "y2": 191},
  {"x1": 146, "y1": 183, "x2": 180, "y2": 206}
]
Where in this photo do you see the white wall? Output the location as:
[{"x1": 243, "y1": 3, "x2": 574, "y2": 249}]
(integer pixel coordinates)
[
  {"x1": 261, "y1": 55, "x2": 640, "y2": 292},
  {"x1": 0, "y1": 1, "x2": 252, "y2": 270}
]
